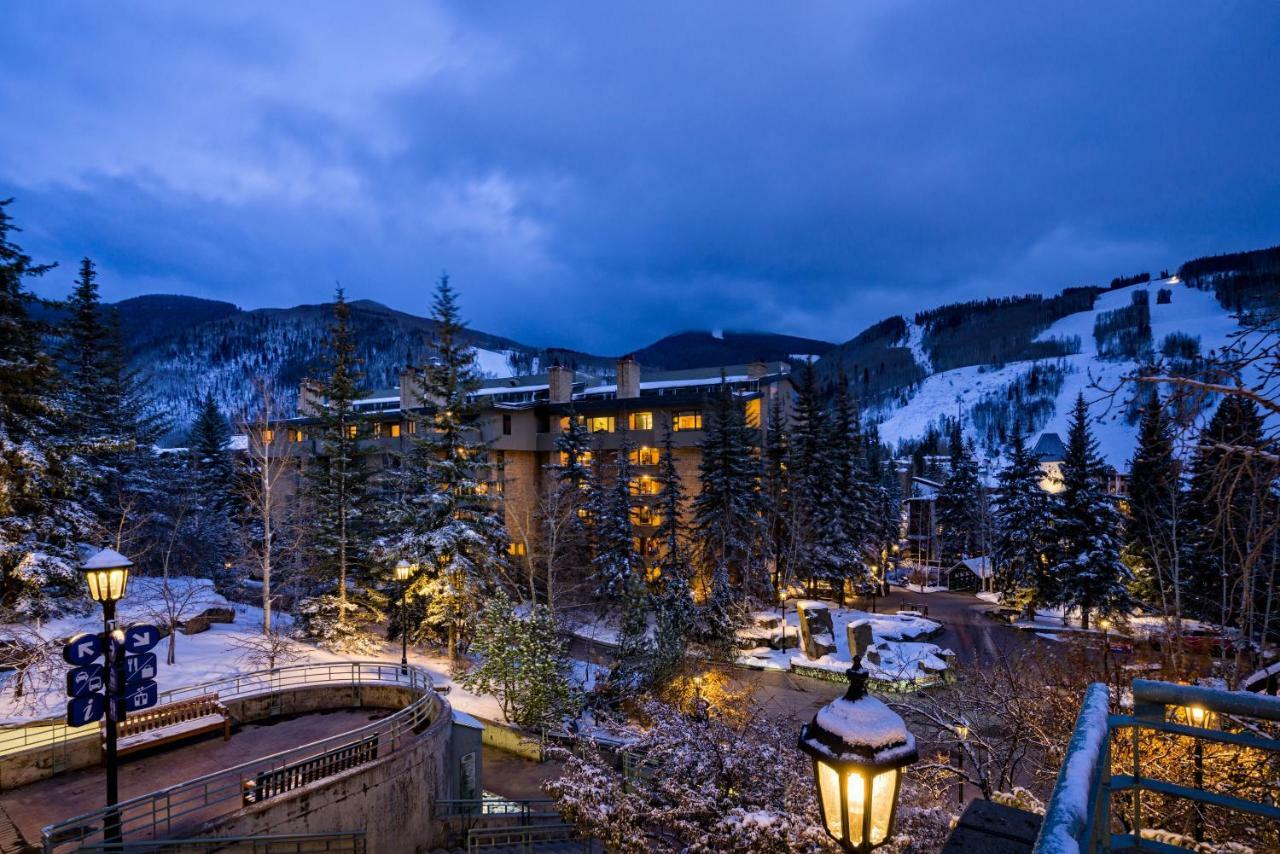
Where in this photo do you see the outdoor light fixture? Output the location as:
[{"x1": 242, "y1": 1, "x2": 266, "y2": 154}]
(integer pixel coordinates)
[
  {"x1": 1185, "y1": 704, "x2": 1210, "y2": 728},
  {"x1": 954, "y1": 720, "x2": 970, "y2": 742},
  {"x1": 394, "y1": 560, "x2": 418, "y2": 673},
  {"x1": 799, "y1": 666, "x2": 918, "y2": 852},
  {"x1": 81, "y1": 547, "x2": 135, "y2": 846},
  {"x1": 394, "y1": 559, "x2": 416, "y2": 583},
  {"x1": 81, "y1": 548, "x2": 133, "y2": 605}
]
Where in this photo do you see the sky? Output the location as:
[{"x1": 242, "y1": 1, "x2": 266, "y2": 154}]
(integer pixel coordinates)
[{"x1": 2, "y1": 3, "x2": 1278, "y2": 354}]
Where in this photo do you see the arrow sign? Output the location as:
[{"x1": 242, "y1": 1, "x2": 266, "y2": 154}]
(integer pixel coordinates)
[
  {"x1": 123, "y1": 624, "x2": 161, "y2": 655},
  {"x1": 62, "y1": 633, "x2": 103, "y2": 667},
  {"x1": 123, "y1": 652, "x2": 157, "y2": 686},
  {"x1": 122, "y1": 679, "x2": 158, "y2": 713},
  {"x1": 66, "y1": 664, "x2": 105, "y2": 698},
  {"x1": 67, "y1": 693, "x2": 105, "y2": 727}
]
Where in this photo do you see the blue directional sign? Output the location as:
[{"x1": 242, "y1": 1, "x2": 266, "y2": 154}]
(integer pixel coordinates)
[
  {"x1": 122, "y1": 679, "x2": 158, "y2": 713},
  {"x1": 67, "y1": 693, "x2": 106, "y2": 727},
  {"x1": 123, "y1": 624, "x2": 162, "y2": 656},
  {"x1": 62, "y1": 633, "x2": 104, "y2": 667},
  {"x1": 66, "y1": 663, "x2": 105, "y2": 698},
  {"x1": 124, "y1": 652, "x2": 158, "y2": 686}
]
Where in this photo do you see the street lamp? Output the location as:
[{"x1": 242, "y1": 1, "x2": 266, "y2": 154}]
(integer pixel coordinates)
[
  {"x1": 799, "y1": 666, "x2": 918, "y2": 852},
  {"x1": 394, "y1": 560, "x2": 417, "y2": 674},
  {"x1": 80, "y1": 547, "x2": 133, "y2": 846},
  {"x1": 953, "y1": 720, "x2": 970, "y2": 806},
  {"x1": 1182, "y1": 704, "x2": 1213, "y2": 842}
]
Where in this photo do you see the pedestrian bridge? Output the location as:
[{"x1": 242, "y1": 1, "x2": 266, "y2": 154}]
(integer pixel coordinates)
[{"x1": 0, "y1": 662, "x2": 457, "y2": 852}]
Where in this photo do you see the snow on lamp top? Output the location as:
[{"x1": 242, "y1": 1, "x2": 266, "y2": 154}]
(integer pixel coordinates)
[{"x1": 800, "y1": 667, "x2": 917, "y2": 767}]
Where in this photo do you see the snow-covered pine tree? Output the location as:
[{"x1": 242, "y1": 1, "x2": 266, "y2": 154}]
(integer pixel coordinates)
[
  {"x1": 186, "y1": 393, "x2": 236, "y2": 579},
  {"x1": 0, "y1": 202, "x2": 96, "y2": 616},
  {"x1": 394, "y1": 275, "x2": 506, "y2": 661},
  {"x1": 787, "y1": 361, "x2": 830, "y2": 593},
  {"x1": 992, "y1": 426, "x2": 1054, "y2": 615},
  {"x1": 296, "y1": 289, "x2": 386, "y2": 654},
  {"x1": 545, "y1": 406, "x2": 593, "y2": 593},
  {"x1": 1051, "y1": 394, "x2": 1132, "y2": 628},
  {"x1": 650, "y1": 425, "x2": 695, "y2": 685},
  {"x1": 1124, "y1": 392, "x2": 1183, "y2": 613},
  {"x1": 760, "y1": 393, "x2": 791, "y2": 599},
  {"x1": 864, "y1": 420, "x2": 902, "y2": 591},
  {"x1": 815, "y1": 378, "x2": 875, "y2": 603},
  {"x1": 58, "y1": 259, "x2": 169, "y2": 556},
  {"x1": 1183, "y1": 395, "x2": 1266, "y2": 627},
  {"x1": 936, "y1": 426, "x2": 984, "y2": 563},
  {"x1": 692, "y1": 378, "x2": 761, "y2": 649},
  {"x1": 592, "y1": 422, "x2": 639, "y2": 603}
]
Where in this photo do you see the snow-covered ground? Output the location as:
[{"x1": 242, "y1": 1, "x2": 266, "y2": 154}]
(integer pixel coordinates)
[
  {"x1": 737, "y1": 601, "x2": 950, "y2": 686},
  {"x1": 876, "y1": 279, "x2": 1245, "y2": 468},
  {"x1": 474, "y1": 347, "x2": 520, "y2": 378},
  {"x1": 0, "y1": 578, "x2": 596, "y2": 728}
]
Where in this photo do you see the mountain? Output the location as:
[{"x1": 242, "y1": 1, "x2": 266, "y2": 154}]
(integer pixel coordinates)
[{"x1": 630, "y1": 330, "x2": 834, "y2": 370}]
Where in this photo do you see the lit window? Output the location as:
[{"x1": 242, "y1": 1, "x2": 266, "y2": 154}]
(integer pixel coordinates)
[
  {"x1": 261, "y1": 429, "x2": 275, "y2": 443},
  {"x1": 630, "y1": 411, "x2": 653, "y2": 430},
  {"x1": 630, "y1": 476, "x2": 661, "y2": 496},
  {"x1": 507, "y1": 542, "x2": 527, "y2": 557},
  {"x1": 287, "y1": 427, "x2": 305, "y2": 443},
  {"x1": 406, "y1": 420, "x2": 417, "y2": 435},
  {"x1": 630, "y1": 506, "x2": 661, "y2": 526},
  {"x1": 673, "y1": 411, "x2": 702, "y2": 432},
  {"x1": 586, "y1": 415, "x2": 615, "y2": 433},
  {"x1": 630, "y1": 446, "x2": 659, "y2": 466},
  {"x1": 390, "y1": 423, "x2": 401, "y2": 438},
  {"x1": 346, "y1": 424, "x2": 358, "y2": 439},
  {"x1": 559, "y1": 450, "x2": 593, "y2": 467},
  {"x1": 745, "y1": 398, "x2": 761, "y2": 429},
  {"x1": 372, "y1": 423, "x2": 382, "y2": 439}
]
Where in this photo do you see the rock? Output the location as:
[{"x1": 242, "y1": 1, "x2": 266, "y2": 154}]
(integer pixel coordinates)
[
  {"x1": 797, "y1": 603, "x2": 837, "y2": 659},
  {"x1": 847, "y1": 620, "x2": 873, "y2": 659},
  {"x1": 755, "y1": 615, "x2": 782, "y2": 630},
  {"x1": 200, "y1": 607, "x2": 235, "y2": 624},
  {"x1": 181, "y1": 614, "x2": 211, "y2": 635}
]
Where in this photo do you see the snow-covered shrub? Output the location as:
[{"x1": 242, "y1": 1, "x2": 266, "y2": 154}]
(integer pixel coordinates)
[{"x1": 294, "y1": 593, "x2": 385, "y2": 655}]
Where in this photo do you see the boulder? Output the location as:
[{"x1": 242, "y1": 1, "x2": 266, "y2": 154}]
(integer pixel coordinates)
[
  {"x1": 181, "y1": 614, "x2": 212, "y2": 635},
  {"x1": 797, "y1": 603, "x2": 837, "y2": 659},
  {"x1": 847, "y1": 620, "x2": 873, "y2": 660},
  {"x1": 200, "y1": 607, "x2": 235, "y2": 624}
]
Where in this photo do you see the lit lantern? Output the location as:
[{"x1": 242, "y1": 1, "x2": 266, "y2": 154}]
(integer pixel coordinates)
[
  {"x1": 954, "y1": 720, "x2": 970, "y2": 742},
  {"x1": 80, "y1": 548, "x2": 133, "y2": 605},
  {"x1": 799, "y1": 667, "x2": 918, "y2": 852},
  {"x1": 1184, "y1": 704, "x2": 1211, "y2": 728},
  {"x1": 394, "y1": 559, "x2": 417, "y2": 583}
]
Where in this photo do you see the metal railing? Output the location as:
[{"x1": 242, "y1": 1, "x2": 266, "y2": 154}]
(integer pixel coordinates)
[
  {"x1": 73, "y1": 831, "x2": 367, "y2": 852},
  {"x1": 1034, "y1": 679, "x2": 1280, "y2": 853},
  {"x1": 466, "y1": 823, "x2": 583, "y2": 852},
  {"x1": 40, "y1": 662, "x2": 440, "y2": 853}
]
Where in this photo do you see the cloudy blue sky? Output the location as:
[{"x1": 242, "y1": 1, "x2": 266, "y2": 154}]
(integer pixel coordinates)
[{"x1": 2, "y1": 3, "x2": 1278, "y2": 353}]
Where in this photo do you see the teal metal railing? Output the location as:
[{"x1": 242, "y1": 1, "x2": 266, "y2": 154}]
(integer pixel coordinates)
[{"x1": 1034, "y1": 679, "x2": 1280, "y2": 853}]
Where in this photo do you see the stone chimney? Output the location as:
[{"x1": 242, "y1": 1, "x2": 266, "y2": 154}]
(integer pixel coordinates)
[
  {"x1": 548, "y1": 364, "x2": 574, "y2": 404},
  {"x1": 747, "y1": 360, "x2": 768, "y2": 379},
  {"x1": 616, "y1": 355, "x2": 640, "y2": 400},
  {"x1": 399, "y1": 367, "x2": 425, "y2": 410},
  {"x1": 298, "y1": 379, "x2": 325, "y2": 416}
]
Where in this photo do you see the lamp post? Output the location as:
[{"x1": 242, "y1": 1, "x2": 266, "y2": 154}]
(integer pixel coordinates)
[
  {"x1": 1185, "y1": 704, "x2": 1210, "y2": 842},
  {"x1": 394, "y1": 560, "x2": 417, "y2": 674},
  {"x1": 80, "y1": 548, "x2": 133, "y2": 847},
  {"x1": 799, "y1": 666, "x2": 918, "y2": 852},
  {"x1": 953, "y1": 720, "x2": 970, "y2": 807}
]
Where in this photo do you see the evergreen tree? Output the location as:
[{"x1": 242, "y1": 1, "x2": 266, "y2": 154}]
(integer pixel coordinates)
[
  {"x1": 864, "y1": 421, "x2": 902, "y2": 592},
  {"x1": 788, "y1": 362, "x2": 830, "y2": 592},
  {"x1": 691, "y1": 378, "x2": 761, "y2": 649},
  {"x1": 1183, "y1": 396, "x2": 1266, "y2": 626},
  {"x1": 296, "y1": 289, "x2": 385, "y2": 653},
  {"x1": 814, "y1": 379, "x2": 874, "y2": 603},
  {"x1": 58, "y1": 258, "x2": 168, "y2": 553},
  {"x1": 1124, "y1": 393, "x2": 1182, "y2": 611},
  {"x1": 0, "y1": 201, "x2": 95, "y2": 615},
  {"x1": 650, "y1": 425, "x2": 695, "y2": 685},
  {"x1": 992, "y1": 427, "x2": 1054, "y2": 615},
  {"x1": 1051, "y1": 395, "x2": 1132, "y2": 628},
  {"x1": 186, "y1": 393, "x2": 236, "y2": 579},
  {"x1": 592, "y1": 424, "x2": 640, "y2": 602},
  {"x1": 394, "y1": 275, "x2": 506, "y2": 661},
  {"x1": 760, "y1": 393, "x2": 791, "y2": 599},
  {"x1": 460, "y1": 590, "x2": 576, "y2": 730},
  {"x1": 936, "y1": 427, "x2": 984, "y2": 563}
]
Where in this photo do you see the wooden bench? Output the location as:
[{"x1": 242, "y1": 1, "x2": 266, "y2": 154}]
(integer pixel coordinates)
[{"x1": 111, "y1": 693, "x2": 231, "y2": 756}]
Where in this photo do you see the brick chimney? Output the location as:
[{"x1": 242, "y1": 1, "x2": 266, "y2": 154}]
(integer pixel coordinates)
[
  {"x1": 298, "y1": 379, "x2": 324, "y2": 416},
  {"x1": 616, "y1": 355, "x2": 640, "y2": 400},
  {"x1": 747, "y1": 360, "x2": 768, "y2": 379},
  {"x1": 548, "y1": 364, "x2": 574, "y2": 404}
]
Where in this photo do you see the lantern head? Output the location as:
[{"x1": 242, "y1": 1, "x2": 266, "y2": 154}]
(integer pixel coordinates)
[
  {"x1": 394, "y1": 560, "x2": 417, "y2": 582},
  {"x1": 799, "y1": 667, "x2": 918, "y2": 852},
  {"x1": 81, "y1": 548, "x2": 133, "y2": 604}
]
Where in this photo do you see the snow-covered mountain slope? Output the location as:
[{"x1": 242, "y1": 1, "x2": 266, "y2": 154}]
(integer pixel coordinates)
[{"x1": 873, "y1": 279, "x2": 1242, "y2": 468}]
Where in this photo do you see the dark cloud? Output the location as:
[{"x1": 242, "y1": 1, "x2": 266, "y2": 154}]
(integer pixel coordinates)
[{"x1": 2, "y1": 2, "x2": 1278, "y2": 353}]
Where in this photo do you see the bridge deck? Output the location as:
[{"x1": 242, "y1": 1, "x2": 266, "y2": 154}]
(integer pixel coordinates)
[{"x1": 0, "y1": 709, "x2": 374, "y2": 847}]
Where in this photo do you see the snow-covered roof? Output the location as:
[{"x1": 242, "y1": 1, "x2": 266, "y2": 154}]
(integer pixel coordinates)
[
  {"x1": 228, "y1": 434, "x2": 249, "y2": 452},
  {"x1": 1033, "y1": 432, "x2": 1067, "y2": 462},
  {"x1": 956, "y1": 556, "x2": 992, "y2": 578}
]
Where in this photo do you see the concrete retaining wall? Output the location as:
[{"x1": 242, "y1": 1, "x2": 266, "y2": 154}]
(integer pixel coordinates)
[
  {"x1": 478, "y1": 717, "x2": 544, "y2": 761},
  {"x1": 193, "y1": 696, "x2": 453, "y2": 854}
]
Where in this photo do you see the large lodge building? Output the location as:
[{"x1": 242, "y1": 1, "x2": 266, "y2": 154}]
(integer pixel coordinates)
[{"x1": 266, "y1": 357, "x2": 796, "y2": 574}]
